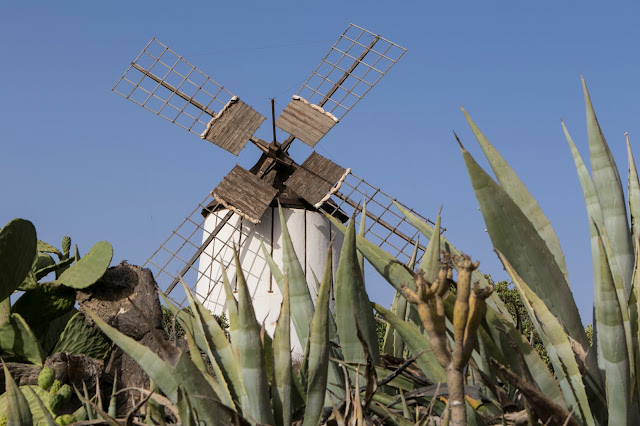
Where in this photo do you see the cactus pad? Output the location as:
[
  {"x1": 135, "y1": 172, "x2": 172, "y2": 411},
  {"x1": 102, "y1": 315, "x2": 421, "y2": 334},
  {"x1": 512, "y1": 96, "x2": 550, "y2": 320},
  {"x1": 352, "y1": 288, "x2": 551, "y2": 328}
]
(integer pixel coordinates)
[
  {"x1": 55, "y1": 414, "x2": 77, "y2": 425},
  {"x1": 38, "y1": 367, "x2": 55, "y2": 390},
  {"x1": 49, "y1": 380, "x2": 62, "y2": 394},
  {"x1": 0, "y1": 219, "x2": 37, "y2": 303},
  {"x1": 56, "y1": 241, "x2": 113, "y2": 289},
  {"x1": 11, "y1": 283, "x2": 76, "y2": 327},
  {"x1": 49, "y1": 392, "x2": 64, "y2": 414},
  {"x1": 53, "y1": 312, "x2": 111, "y2": 360},
  {"x1": 58, "y1": 384, "x2": 72, "y2": 403}
]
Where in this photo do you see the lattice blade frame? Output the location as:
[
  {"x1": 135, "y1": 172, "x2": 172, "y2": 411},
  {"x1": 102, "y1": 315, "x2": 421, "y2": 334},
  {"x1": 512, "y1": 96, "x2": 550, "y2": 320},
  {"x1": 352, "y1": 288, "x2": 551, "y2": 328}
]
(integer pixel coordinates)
[
  {"x1": 112, "y1": 38, "x2": 235, "y2": 137},
  {"x1": 296, "y1": 24, "x2": 406, "y2": 121},
  {"x1": 143, "y1": 171, "x2": 439, "y2": 307}
]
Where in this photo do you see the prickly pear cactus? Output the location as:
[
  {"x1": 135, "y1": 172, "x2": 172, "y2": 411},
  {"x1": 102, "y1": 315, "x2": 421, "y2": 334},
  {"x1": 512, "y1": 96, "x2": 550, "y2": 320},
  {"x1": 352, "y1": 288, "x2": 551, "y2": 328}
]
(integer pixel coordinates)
[
  {"x1": 49, "y1": 392, "x2": 64, "y2": 415},
  {"x1": 61, "y1": 237, "x2": 71, "y2": 257},
  {"x1": 0, "y1": 218, "x2": 37, "y2": 303},
  {"x1": 11, "y1": 283, "x2": 76, "y2": 327},
  {"x1": 56, "y1": 241, "x2": 113, "y2": 289},
  {"x1": 55, "y1": 414, "x2": 76, "y2": 426},
  {"x1": 53, "y1": 312, "x2": 111, "y2": 360},
  {"x1": 38, "y1": 367, "x2": 55, "y2": 390},
  {"x1": 58, "y1": 384, "x2": 72, "y2": 403},
  {"x1": 49, "y1": 379, "x2": 62, "y2": 394}
]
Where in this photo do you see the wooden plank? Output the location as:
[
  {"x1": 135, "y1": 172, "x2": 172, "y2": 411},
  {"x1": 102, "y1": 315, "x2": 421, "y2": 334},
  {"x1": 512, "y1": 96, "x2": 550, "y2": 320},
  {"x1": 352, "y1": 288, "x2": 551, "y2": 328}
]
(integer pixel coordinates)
[
  {"x1": 275, "y1": 96, "x2": 338, "y2": 147},
  {"x1": 201, "y1": 97, "x2": 265, "y2": 155},
  {"x1": 212, "y1": 165, "x2": 277, "y2": 223},
  {"x1": 285, "y1": 152, "x2": 346, "y2": 206}
]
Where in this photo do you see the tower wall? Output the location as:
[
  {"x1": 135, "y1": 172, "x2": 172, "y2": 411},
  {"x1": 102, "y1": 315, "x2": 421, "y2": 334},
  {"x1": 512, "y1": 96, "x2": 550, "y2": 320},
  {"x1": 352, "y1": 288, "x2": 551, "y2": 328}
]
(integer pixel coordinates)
[{"x1": 196, "y1": 207, "x2": 343, "y2": 353}]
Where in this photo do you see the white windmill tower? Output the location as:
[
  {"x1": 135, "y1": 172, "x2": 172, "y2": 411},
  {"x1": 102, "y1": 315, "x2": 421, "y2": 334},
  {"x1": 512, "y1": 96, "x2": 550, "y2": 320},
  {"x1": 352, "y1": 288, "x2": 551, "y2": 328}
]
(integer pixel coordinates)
[{"x1": 113, "y1": 24, "x2": 438, "y2": 352}]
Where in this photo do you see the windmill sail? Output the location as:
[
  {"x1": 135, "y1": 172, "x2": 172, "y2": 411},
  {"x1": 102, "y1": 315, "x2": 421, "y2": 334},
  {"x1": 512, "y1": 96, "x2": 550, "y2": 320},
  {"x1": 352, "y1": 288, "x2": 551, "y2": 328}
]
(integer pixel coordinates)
[
  {"x1": 112, "y1": 38, "x2": 264, "y2": 155},
  {"x1": 276, "y1": 24, "x2": 406, "y2": 146}
]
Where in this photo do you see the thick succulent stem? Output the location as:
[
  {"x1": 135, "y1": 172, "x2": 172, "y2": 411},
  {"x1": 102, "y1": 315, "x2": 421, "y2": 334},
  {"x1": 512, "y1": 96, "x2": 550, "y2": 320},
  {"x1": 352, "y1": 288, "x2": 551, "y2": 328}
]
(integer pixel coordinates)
[
  {"x1": 447, "y1": 365, "x2": 466, "y2": 426},
  {"x1": 403, "y1": 253, "x2": 492, "y2": 426}
]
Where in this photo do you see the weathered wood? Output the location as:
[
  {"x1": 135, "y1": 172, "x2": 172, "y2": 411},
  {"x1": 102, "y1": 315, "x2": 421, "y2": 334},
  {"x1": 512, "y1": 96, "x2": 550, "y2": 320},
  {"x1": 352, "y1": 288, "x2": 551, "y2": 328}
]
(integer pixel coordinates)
[
  {"x1": 201, "y1": 97, "x2": 265, "y2": 155},
  {"x1": 213, "y1": 165, "x2": 278, "y2": 223},
  {"x1": 275, "y1": 97, "x2": 338, "y2": 147},
  {"x1": 285, "y1": 152, "x2": 346, "y2": 206}
]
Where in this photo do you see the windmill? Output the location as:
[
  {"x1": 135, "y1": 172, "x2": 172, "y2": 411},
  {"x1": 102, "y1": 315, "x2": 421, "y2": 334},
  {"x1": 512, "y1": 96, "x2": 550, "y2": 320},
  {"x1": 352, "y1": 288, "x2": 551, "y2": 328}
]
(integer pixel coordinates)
[{"x1": 113, "y1": 24, "x2": 439, "y2": 351}]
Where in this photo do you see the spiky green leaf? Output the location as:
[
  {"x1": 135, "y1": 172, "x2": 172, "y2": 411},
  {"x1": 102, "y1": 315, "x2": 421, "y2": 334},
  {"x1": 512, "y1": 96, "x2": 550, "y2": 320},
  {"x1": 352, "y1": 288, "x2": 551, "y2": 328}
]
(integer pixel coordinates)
[
  {"x1": 499, "y1": 251, "x2": 595, "y2": 426},
  {"x1": 583, "y1": 77, "x2": 634, "y2": 298},
  {"x1": 335, "y1": 219, "x2": 380, "y2": 364},
  {"x1": 303, "y1": 246, "x2": 333, "y2": 426},
  {"x1": 233, "y1": 250, "x2": 275, "y2": 426},
  {"x1": 460, "y1": 143, "x2": 587, "y2": 347},
  {"x1": 462, "y1": 108, "x2": 568, "y2": 282},
  {"x1": 272, "y1": 277, "x2": 292, "y2": 426}
]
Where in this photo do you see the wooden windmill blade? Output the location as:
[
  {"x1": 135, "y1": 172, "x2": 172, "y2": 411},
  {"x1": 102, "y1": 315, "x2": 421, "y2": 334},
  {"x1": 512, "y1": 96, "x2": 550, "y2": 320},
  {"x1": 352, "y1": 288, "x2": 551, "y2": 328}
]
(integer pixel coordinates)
[
  {"x1": 112, "y1": 38, "x2": 266, "y2": 156},
  {"x1": 276, "y1": 24, "x2": 407, "y2": 148}
]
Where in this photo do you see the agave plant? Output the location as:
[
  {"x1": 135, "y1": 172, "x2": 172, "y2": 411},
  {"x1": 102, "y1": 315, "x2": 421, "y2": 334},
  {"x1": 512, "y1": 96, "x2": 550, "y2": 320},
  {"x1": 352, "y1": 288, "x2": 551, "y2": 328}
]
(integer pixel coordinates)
[{"x1": 449, "y1": 76, "x2": 640, "y2": 425}]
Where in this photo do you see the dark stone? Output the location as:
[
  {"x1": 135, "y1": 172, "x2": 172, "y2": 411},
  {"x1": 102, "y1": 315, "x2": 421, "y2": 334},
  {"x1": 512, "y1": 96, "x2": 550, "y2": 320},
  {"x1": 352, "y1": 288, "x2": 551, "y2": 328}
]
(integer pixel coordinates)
[{"x1": 76, "y1": 262, "x2": 171, "y2": 416}]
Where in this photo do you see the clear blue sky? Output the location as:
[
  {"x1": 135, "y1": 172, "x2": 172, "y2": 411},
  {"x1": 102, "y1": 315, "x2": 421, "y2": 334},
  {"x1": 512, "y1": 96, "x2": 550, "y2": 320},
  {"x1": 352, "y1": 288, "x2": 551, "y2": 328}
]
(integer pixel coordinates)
[{"x1": 3, "y1": 2, "x2": 640, "y2": 324}]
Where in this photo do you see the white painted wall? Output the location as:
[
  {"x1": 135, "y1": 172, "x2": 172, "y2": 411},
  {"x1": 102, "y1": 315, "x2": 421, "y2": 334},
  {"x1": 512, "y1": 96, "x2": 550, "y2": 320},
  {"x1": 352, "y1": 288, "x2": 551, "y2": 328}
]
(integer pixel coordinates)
[{"x1": 196, "y1": 207, "x2": 344, "y2": 354}]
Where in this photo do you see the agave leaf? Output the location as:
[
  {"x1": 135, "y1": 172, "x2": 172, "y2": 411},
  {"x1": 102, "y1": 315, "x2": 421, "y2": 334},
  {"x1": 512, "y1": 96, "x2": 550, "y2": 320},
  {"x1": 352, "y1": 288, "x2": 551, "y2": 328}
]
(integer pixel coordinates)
[
  {"x1": 459, "y1": 141, "x2": 588, "y2": 347},
  {"x1": 0, "y1": 313, "x2": 44, "y2": 365},
  {"x1": 232, "y1": 249, "x2": 276, "y2": 426},
  {"x1": 462, "y1": 108, "x2": 568, "y2": 282},
  {"x1": 368, "y1": 402, "x2": 415, "y2": 426},
  {"x1": 382, "y1": 291, "x2": 406, "y2": 356},
  {"x1": 83, "y1": 308, "x2": 232, "y2": 426},
  {"x1": 583, "y1": 77, "x2": 634, "y2": 298},
  {"x1": 418, "y1": 207, "x2": 441, "y2": 281},
  {"x1": 490, "y1": 359, "x2": 578, "y2": 426},
  {"x1": 263, "y1": 239, "x2": 347, "y2": 396},
  {"x1": 326, "y1": 215, "x2": 415, "y2": 295},
  {"x1": 564, "y1": 122, "x2": 630, "y2": 388},
  {"x1": 374, "y1": 303, "x2": 446, "y2": 383},
  {"x1": 593, "y1": 235, "x2": 631, "y2": 424},
  {"x1": 335, "y1": 219, "x2": 380, "y2": 364},
  {"x1": 272, "y1": 277, "x2": 292, "y2": 426},
  {"x1": 56, "y1": 241, "x2": 113, "y2": 289},
  {"x1": 219, "y1": 266, "x2": 239, "y2": 344},
  {"x1": 481, "y1": 302, "x2": 565, "y2": 407},
  {"x1": 303, "y1": 245, "x2": 333, "y2": 426},
  {"x1": 392, "y1": 203, "x2": 512, "y2": 323},
  {"x1": 628, "y1": 135, "x2": 640, "y2": 241},
  {"x1": 0, "y1": 384, "x2": 54, "y2": 425},
  {"x1": 175, "y1": 385, "x2": 198, "y2": 426},
  {"x1": 180, "y1": 281, "x2": 237, "y2": 409},
  {"x1": 358, "y1": 200, "x2": 367, "y2": 276},
  {"x1": 277, "y1": 205, "x2": 316, "y2": 350},
  {"x1": 3, "y1": 363, "x2": 32, "y2": 425},
  {"x1": 25, "y1": 385, "x2": 57, "y2": 426},
  {"x1": 499, "y1": 251, "x2": 595, "y2": 426},
  {"x1": 629, "y1": 240, "x2": 640, "y2": 408},
  {"x1": 0, "y1": 218, "x2": 37, "y2": 303}
]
